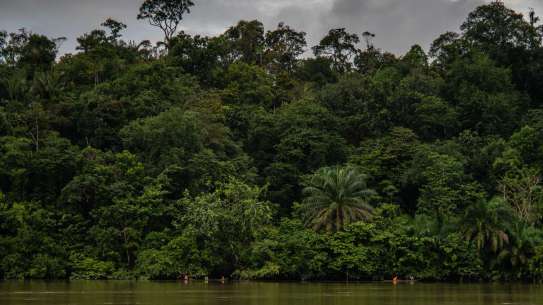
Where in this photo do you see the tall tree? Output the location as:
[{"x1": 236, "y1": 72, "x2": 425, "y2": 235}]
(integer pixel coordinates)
[
  {"x1": 313, "y1": 28, "x2": 360, "y2": 73},
  {"x1": 264, "y1": 22, "x2": 307, "y2": 73},
  {"x1": 101, "y1": 18, "x2": 127, "y2": 42},
  {"x1": 461, "y1": 1, "x2": 541, "y2": 54},
  {"x1": 459, "y1": 1, "x2": 543, "y2": 104},
  {"x1": 224, "y1": 20, "x2": 265, "y2": 64},
  {"x1": 138, "y1": 0, "x2": 195, "y2": 45}
]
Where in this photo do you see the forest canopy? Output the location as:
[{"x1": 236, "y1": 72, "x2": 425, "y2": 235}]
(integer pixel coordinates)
[{"x1": 1, "y1": 0, "x2": 543, "y2": 282}]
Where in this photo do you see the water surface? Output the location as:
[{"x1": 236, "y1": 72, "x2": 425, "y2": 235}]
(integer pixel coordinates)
[{"x1": 0, "y1": 281, "x2": 541, "y2": 305}]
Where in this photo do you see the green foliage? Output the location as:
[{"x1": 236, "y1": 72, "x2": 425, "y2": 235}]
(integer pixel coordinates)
[
  {"x1": 0, "y1": 29, "x2": 61, "y2": 77},
  {"x1": 497, "y1": 223, "x2": 542, "y2": 280},
  {"x1": 0, "y1": 200, "x2": 69, "y2": 279},
  {"x1": 411, "y1": 147, "x2": 475, "y2": 221},
  {"x1": 1, "y1": 0, "x2": 543, "y2": 282},
  {"x1": 0, "y1": 133, "x2": 79, "y2": 202},
  {"x1": 301, "y1": 166, "x2": 376, "y2": 232},
  {"x1": 70, "y1": 255, "x2": 115, "y2": 280},
  {"x1": 221, "y1": 62, "x2": 274, "y2": 106},
  {"x1": 313, "y1": 28, "x2": 360, "y2": 73},
  {"x1": 243, "y1": 219, "x2": 329, "y2": 280},
  {"x1": 462, "y1": 198, "x2": 513, "y2": 254},
  {"x1": 71, "y1": 62, "x2": 198, "y2": 148},
  {"x1": 136, "y1": 179, "x2": 274, "y2": 278},
  {"x1": 461, "y1": 1, "x2": 541, "y2": 56},
  {"x1": 444, "y1": 51, "x2": 525, "y2": 135},
  {"x1": 264, "y1": 23, "x2": 307, "y2": 73},
  {"x1": 529, "y1": 246, "x2": 543, "y2": 281},
  {"x1": 168, "y1": 33, "x2": 227, "y2": 85},
  {"x1": 224, "y1": 20, "x2": 265, "y2": 64}
]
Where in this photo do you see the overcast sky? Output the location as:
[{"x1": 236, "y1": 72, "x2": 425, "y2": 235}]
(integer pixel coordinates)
[{"x1": 1, "y1": 0, "x2": 542, "y2": 55}]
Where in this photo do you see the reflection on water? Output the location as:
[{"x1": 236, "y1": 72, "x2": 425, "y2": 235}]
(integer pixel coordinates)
[{"x1": 0, "y1": 281, "x2": 542, "y2": 305}]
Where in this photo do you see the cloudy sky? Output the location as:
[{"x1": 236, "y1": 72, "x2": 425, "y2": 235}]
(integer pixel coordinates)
[{"x1": 1, "y1": 0, "x2": 542, "y2": 55}]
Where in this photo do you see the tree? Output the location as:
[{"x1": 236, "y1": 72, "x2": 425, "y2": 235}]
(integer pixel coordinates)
[
  {"x1": 262, "y1": 100, "x2": 349, "y2": 208},
  {"x1": 120, "y1": 105, "x2": 254, "y2": 196},
  {"x1": 297, "y1": 57, "x2": 337, "y2": 86},
  {"x1": 0, "y1": 133, "x2": 78, "y2": 203},
  {"x1": 71, "y1": 24, "x2": 141, "y2": 87},
  {"x1": 462, "y1": 198, "x2": 512, "y2": 254},
  {"x1": 492, "y1": 126, "x2": 543, "y2": 224},
  {"x1": 241, "y1": 219, "x2": 329, "y2": 280},
  {"x1": 401, "y1": 45, "x2": 428, "y2": 69},
  {"x1": 459, "y1": 1, "x2": 543, "y2": 104},
  {"x1": 409, "y1": 146, "x2": 481, "y2": 223},
  {"x1": 76, "y1": 30, "x2": 108, "y2": 53},
  {"x1": 101, "y1": 18, "x2": 127, "y2": 42},
  {"x1": 354, "y1": 47, "x2": 396, "y2": 75},
  {"x1": 301, "y1": 166, "x2": 376, "y2": 232},
  {"x1": 138, "y1": 0, "x2": 195, "y2": 45},
  {"x1": 168, "y1": 32, "x2": 225, "y2": 84},
  {"x1": 0, "y1": 31, "x2": 7, "y2": 64},
  {"x1": 499, "y1": 167, "x2": 543, "y2": 225},
  {"x1": 461, "y1": 1, "x2": 541, "y2": 55},
  {"x1": 429, "y1": 31, "x2": 464, "y2": 69},
  {"x1": 172, "y1": 179, "x2": 273, "y2": 276},
  {"x1": 221, "y1": 62, "x2": 274, "y2": 106},
  {"x1": 498, "y1": 223, "x2": 541, "y2": 277},
  {"x1": 0, "y1": 200, "x2": 70, "y2": 279},
  {"x1": 223, "y1": 20, "x2": 265, "y2": 64},
  {"x1": 443, "y1": 51, "x2": 525, "y2": 135},
  {"x1": 313, "y1": 28, "x2": 360, "y2": 73},
  {"x1": 1, "y1": 29, "x2": 63, "y2": 76},
  {"x1": 414, "y1": 95, "x2": 458, "y2": 139},
  {"x1": 264, "y1": 22, "x2": 307, "y2": 73},
  {"x1": 317, "y1": 74, "x2": 375, "y2": 144}
]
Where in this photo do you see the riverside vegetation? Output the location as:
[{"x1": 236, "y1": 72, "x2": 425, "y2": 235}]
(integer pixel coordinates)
[{"x1": 1, "y1": 0, "x2": 543, "y2": 282}]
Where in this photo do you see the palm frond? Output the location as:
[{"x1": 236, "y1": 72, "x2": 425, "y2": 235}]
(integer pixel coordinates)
[{"x1": 301, "y1": 166, "x2": 376, "y2": 232}]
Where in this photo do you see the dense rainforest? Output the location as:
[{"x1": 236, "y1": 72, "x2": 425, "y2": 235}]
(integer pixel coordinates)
[{"x1": 1, "y1": 0, "x2": 543, "y2": 282}]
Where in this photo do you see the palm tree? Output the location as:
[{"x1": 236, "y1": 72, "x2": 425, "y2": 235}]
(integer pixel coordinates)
[
  {"x1": 462, "y1": 198, "x2": 513, "y2": 253},
  {"x1": 301, "y1": 166, "x2": 376, "y2": 232},
  {"x1": 498, "y1": 223, "x2": 541, "y2": 271}
]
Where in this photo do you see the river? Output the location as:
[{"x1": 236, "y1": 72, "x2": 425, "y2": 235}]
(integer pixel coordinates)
[{"x1": 0, "y1": 281, "x2": 542, "y2": 305}]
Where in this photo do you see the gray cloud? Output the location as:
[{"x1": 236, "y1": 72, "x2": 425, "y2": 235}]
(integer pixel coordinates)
[
  {"x1": 327, "y1": 0, "x2": 486, "y2": 53},
  {"x1": 0, "y1": 0, "x2": 541, "y2": 55}
]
